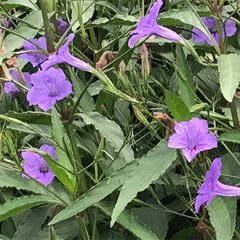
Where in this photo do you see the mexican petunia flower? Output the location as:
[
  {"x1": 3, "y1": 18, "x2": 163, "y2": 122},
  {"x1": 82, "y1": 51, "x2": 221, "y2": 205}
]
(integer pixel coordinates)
[
  {"x1": 192, "y1": 16, "x2": 236, "y2": 46},
  {"x1": 22, "y1": 144, "x2": 57, "y2": 186},
  {"x1": 27, "y1": 67, "x2": 72, "y2": 111},
  {"x1": 41, "y1": 33, "x2": 92, "y2": 72},
  {"x1": 56, "y1": 18, "x2": 69, "y2": 35},
  {"x1": 168, "y1": 118, "x2": 217, "y2": 162},
  {"x1": 4, "y1": 69, "x2": 31, "y2": 94},
  {"x1": 128, "y1": 0, "x2": 181, "y2": 48},
  {"x1": 195, "y1": 158, "x2": 240, "y2": 212},
  {"x1": 19, "y1": 36, "x2": 48, "y2": 67}
]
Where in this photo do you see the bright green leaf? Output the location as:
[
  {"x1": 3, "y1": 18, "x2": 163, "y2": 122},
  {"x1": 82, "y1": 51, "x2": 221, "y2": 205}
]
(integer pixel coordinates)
[
  {"x1": 208, "y1": 197, "x2": 236, "y2": 240},
  {"x1": 218, "y1": 54, "x2": 240, "y2": 102},
  {"x1": 165, "y1": 90, "x2": 191, "y2": 121}
]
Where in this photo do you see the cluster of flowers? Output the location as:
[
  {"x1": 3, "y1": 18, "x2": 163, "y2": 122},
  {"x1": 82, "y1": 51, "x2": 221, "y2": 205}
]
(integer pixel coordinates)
[
  {"x1": 5, "y1": 19, "x2": 92, "y2": 111},
  {"x1": 168, "y1": 118, "x2": 240, "y2": 213},
  {"x1": 3, "y1": 0, "x2": 238, "y2": 214}
]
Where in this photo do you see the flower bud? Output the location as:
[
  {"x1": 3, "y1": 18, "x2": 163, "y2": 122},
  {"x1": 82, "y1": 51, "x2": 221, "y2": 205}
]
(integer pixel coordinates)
[{"x1": 140, "y1": 43, "x2": 150, "y2": 79}]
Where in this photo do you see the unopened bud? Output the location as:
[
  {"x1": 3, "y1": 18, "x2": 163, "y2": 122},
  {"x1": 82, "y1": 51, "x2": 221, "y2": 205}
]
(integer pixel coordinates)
[
  {"x1": 140, "y1": 43, "x2": 150, "y2": 79},
  {"x1": 119, "y1": 60, "x2": 126, "y2": 74}
]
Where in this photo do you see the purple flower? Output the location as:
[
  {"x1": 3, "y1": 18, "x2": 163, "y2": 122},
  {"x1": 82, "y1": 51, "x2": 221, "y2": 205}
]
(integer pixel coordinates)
[
  {"x1": 41, "y1": 33, "x2": 92, "y2": 72},
  {"x1": 168, "y1": 118, "x2": 217, "y2": 162},
  {"x1": 192, "y1": 17, "x2": 236, "y2": 46},
  {"x1": 27, "y1": 67, "x2": 72, "y2": 111},
  {"x1": 56, "y1": 18, "x2": 69, "y2": 35},
  {"x1": 128, "y1": 0, "x2": 181, "y2": 48},
  {"x1": 4, "y1": 69, "x2": 31, "y2": 94},
  {"x1": 19, "y1": 36, "x2": 48, "y2": 67},
  {"x1": 22, "y1": 144, "x2": 57, "y2": 186},
  {"x1": 195, "y1": 158, "x2": 240, "y2": 212}
]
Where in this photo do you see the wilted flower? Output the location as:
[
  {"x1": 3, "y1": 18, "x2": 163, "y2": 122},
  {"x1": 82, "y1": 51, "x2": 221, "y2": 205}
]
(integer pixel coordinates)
[
  {"x1": 4, "y1": 69, "x2": 31, "y2": 94},
  {"x1": 19, "y1": 36, "x2": 48, "y2": 67},
  {"x1": 56, "y1": 18, "x2": 69, "y2": 35},
  {"x1": 128, "y1": 0, "x2": 181, "y2": 48},
  {"x1": 41, "y1": 33, "x2": 92, "y2": 72},
  {"x1": 22, "y1": 144, "x2": 57, "y2": 186},
  {"x1": 168, "y1": 118, "x2": 217, "y2": 162},
  {"x1": 195, "y1": 158, "x2": 240, "y2": 212},
  {"x1": 27, "y1": 67, "x2": 72, "y2": 111},
  {"x1": 192, "y1": 16, "x2": 236, "y2": 46}
]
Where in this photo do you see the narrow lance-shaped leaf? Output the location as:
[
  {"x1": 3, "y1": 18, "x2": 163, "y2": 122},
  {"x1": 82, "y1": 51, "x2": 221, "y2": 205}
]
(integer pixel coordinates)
[
  {"x1": 110, "y1": 140, "x2": 177, "y2": 226},
  {"x1": 175, "y1": 45, "x2": 196, "y2": 108}
]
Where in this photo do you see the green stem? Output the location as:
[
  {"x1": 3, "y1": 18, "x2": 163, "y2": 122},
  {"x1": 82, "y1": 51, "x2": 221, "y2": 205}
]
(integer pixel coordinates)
[
  {"x1": 230, "y1": 97, "x2": 240, "y2": 129},
  {"x1": 38, "y1": 0, "x2": 55, "y2": 53},
  {"x1": 76, "y1": 215, "x2": 90, "y2": 240}
]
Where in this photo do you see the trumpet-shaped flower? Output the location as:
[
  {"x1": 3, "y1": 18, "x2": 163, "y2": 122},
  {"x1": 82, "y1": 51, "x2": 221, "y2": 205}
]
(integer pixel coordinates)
[
  {"x1": 19, "y1": 36, "x2": 48, "y2": 67},
  {"x1": 22, "y1": 144, "x2": 57, "y2": 186},
  {"x1": 168, "y1": 118, "x2": 217, "y2": 162},
  {"x1": 128, "y1": 0, "x2": 181, "y2": 48},
  {"x1": 195, "y1": 158, "x2": 240, "y2": 212},
  {"x1": 192, "y1": 17, "x2": 236, "y2": 46},
  {"x1": 4, "y1": 70, "x2": 31, "y2": 94},
  {"x1": 41, "y1": 33, "x2": 92, "y2": 72},
  {"x1": 27, "y1": 67, "x2": 72, "y2": 111}
]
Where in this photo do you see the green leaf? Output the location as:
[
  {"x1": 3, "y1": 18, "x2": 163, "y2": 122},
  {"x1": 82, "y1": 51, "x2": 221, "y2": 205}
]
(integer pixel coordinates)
[
  {"x1": 2, "y1": 0, "x2": 38, "y2": 10},
  {"x1": 51, "y1": 107, "x2": 64, "y2": 148},
  {"x1": 218, "y1": 131, "x2": 240, "y2": 144},
  {"x1": 110, "y1": 141, "x2": 177, "y2": 226},
  {"x1": 165, "y1": 90, "x2": 191, "y2": 121},
  {"x1": 159, "y1": 7, "x2": 209, "y2": 33},
  {"x1": 49, "y1": 160, "x2": 138, "y2": 225},
  {"x1": 218, "y1": 54, "x2": 240, "y2": 102},
  {"x1": 77, "y1": 112, "x2": 134, "y2": 162},
  {"x1": 133, "y1": 207, "x2": 168, "y2": 240},
  {"x1": 41, "y1": 151, "x2": 76, "y2": 193},
  {"x1": 175, "y1": 45, "x2": 196, "y2": 108},
  {"x1": 69, "y1": 68, "x2": 95, "y2": 112},
  {"x1": 0, "y1": 195, "x2": 59, "y2": 221},
  {"x1": 7, "y1": 111, "x2": 50, "y2": 124},
  {"x1": 12, "y1": 205, "x2": 49, "y2": 240},
  {"x1": 95, "y1": 202, "x2": 160, "y2": 240},
  {"x1": 0, "y1": 166, "x2": 46, "y2": 195},
  {"x1": 208, "y1": 197, "x2": 236, "y2": 240},
  {"x1": 4, "y1": 10, "x2": 43, "y2": 53}
]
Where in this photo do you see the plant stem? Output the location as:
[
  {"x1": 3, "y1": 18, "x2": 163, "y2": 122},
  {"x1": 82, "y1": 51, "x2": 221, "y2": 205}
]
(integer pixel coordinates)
[
  {"x1": 38, "y1": 0, "x2": 55, "y2": 53},
  {"x1": 230, "y1": 97, "x2": 240, "y2": 129},
  {"x1": 76, "y1": 215, "x2": 90, "y2": 240}
]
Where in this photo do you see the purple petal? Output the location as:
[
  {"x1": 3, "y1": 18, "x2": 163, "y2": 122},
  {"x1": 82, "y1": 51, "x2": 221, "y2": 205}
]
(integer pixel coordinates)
[
  {"x1": 56, "y1": 18, "x2": 69, "y2": 35},
  {"x1": 19, "y1": 37, "x2": 48, "y2": 67},
  {"x1": 40, "y1": 144, "x2": 58, "y2": 160},
  {"x1": 148, "y1": 0, "x2": 163, "y2": 20},
  {"x1": 195, "y1": 194, "x2": 211, "y2": 213},
  {"x1": 37, "y1": 171, "x2": 55, "y2": 186},
  {"x1": 167, "y1": 133, "x2": 188, "y2": 149},
  {"x1": 192, "y1": 27, "x2": 209, "y2": 44},
  {"x1": 182, "y1": 148, "x2": 198, "y2": 162},
  {"x1": 215, "y1": 182, "x2": 240, "y2": 197},
  {"x1": 197, "y1": 132, "x2": 218, "y2": 152},
  {"x1": 225, "y1": 19, "x2": 237, "y2": 37},
  {"x1": 41, "y1": 34, "x2": 92, "y2": 72},
  {"x1": 153, "y1": 24, "x2": 181, "y2": 42},
  {"x1": 128, "y1": 34, "x2": 146, "y2": 48}
]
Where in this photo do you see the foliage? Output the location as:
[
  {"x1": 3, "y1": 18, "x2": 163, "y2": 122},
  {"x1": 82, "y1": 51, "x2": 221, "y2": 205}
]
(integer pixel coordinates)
[{"x1": 0, "y1": 0, "x2": 240, "y2": 239}]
